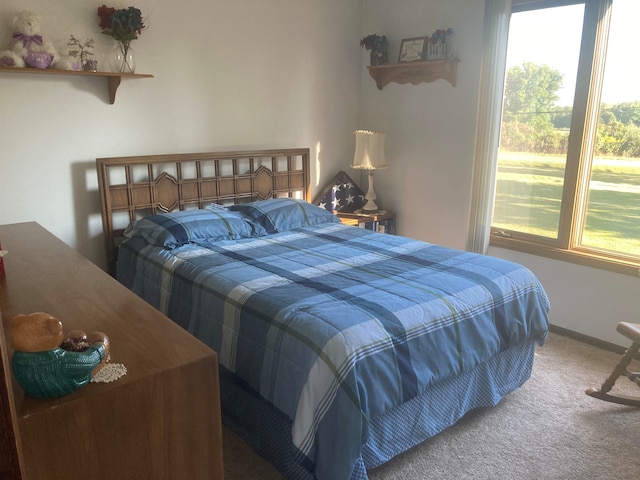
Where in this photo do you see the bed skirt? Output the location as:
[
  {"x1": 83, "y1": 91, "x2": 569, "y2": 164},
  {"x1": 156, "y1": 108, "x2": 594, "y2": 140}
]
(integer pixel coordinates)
[{"x1": 220, "y1": 339, "x2": 536, "y2": 480}]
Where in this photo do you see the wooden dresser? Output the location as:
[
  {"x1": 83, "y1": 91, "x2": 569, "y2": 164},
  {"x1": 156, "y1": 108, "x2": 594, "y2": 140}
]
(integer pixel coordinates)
[{"x1": 0, "y1": 222, "x2": 224, "y2": 480}]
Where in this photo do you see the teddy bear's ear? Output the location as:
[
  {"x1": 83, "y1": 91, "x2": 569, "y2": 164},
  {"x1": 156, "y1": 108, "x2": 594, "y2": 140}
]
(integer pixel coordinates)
[
  {"x1": 11, "y1": 312, "x2": 63, "y2": 352},
  {"x1": 10, "y1": 314, "x2": 26, "y2": 328},
  {"x1": 47, "y1": 317, "x2": 62, "y2": 335}
]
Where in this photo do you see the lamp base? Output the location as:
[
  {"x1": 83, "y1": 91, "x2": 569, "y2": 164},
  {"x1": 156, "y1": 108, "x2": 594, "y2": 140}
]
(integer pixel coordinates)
[
  {"x1": 361, "y1": 170, "x2": 380, "y2": 213},
  {"x1": 361, "y1": 204, "x2": 379, "y2": 214}
]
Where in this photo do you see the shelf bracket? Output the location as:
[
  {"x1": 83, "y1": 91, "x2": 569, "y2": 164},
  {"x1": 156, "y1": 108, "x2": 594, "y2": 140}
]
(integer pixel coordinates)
[{"x1": 107, "y1": 76, "x2": 122, "y2": 105}]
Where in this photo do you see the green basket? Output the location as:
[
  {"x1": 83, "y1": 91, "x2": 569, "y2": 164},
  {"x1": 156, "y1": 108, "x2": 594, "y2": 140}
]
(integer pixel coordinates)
[{"x1": 12, "y1": 344, "x2": 106, "y2": 398}]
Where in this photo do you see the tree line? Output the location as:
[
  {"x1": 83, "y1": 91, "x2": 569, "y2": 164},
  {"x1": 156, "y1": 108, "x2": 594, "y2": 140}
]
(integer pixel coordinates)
[{"x1": 500, "y1": 62, "x2": 640, "y2": 157}]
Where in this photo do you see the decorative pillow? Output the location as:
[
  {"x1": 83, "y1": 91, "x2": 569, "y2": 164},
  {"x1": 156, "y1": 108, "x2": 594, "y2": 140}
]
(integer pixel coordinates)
[
  {"x1": 229, "y1": 198, "x2": 340, "y2": 234},
  {"x1": 125, "y1": 206, "x2": 265, "y2": 248}
]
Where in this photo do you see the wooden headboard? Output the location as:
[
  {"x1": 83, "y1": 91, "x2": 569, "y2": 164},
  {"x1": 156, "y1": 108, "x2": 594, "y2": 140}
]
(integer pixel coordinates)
[{"x1": 97, "y1": 148, "x2": 311, "y2": 275}]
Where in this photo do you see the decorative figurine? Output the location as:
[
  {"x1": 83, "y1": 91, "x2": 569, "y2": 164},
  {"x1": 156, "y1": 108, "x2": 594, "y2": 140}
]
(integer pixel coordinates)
[
  {"x1": 11, "y1": 312, "x2": 109, "y2": 398},
  {"x1": 0, "y1": 11, "x2": 80, "y2": 70},
  {"x1": 67, "y1": 34, "x2": 97, "y2": 71}
]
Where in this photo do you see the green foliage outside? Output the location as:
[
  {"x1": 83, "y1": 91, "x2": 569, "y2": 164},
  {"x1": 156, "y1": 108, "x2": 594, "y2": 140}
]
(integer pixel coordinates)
[
  {"x1": 495, "y1": 62, "x2": 640, "y2": 257},
  {"x1": 501, "y1": 62, "x2": 640, "y2": 157}
]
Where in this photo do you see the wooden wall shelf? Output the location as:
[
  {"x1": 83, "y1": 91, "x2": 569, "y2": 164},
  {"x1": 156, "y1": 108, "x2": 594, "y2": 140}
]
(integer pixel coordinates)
[
  {"x1": 0, "y1": 66, "x2": 153, "y2": 104},
  {"x1": 367, "y1": 59, "x2": 458, "y2": 90}
]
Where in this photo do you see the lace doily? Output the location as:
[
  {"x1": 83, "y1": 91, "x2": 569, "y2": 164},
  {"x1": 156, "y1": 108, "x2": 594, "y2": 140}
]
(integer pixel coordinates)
[{"x1": 92, "y1": 363, "x2": 127, "y2": 383}]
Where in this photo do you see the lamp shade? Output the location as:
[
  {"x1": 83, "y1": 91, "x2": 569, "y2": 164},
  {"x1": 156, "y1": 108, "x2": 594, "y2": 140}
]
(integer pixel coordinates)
[{"x1": 351, "y1": 130, "x2": 387, "y2": 170}]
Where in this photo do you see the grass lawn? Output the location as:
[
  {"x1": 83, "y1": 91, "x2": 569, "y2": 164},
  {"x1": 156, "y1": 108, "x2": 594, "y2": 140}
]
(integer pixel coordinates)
[{"x1": 493, "y1": 151, "x2": 640, "y2": 256}]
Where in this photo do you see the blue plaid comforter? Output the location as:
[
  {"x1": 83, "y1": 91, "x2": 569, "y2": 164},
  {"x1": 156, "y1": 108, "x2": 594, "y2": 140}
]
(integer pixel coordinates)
[{"x1": 117, "y1": 222, "x2": 550, "y2": 480}]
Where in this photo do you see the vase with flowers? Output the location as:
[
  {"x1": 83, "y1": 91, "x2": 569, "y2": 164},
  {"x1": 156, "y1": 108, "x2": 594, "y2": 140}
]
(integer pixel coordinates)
[
  {"x1": 428, "y1": 28, "x2": 453, "y2": 60},
  {"x1": 360, "y1": 34, "x2": 389, "y2": 66},
  {"x1": 98, "y1": 5, "x2": 145, "y2": 73}
]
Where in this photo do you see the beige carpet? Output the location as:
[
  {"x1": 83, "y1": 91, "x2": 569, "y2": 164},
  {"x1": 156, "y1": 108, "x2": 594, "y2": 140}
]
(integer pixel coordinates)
[{"x1": 222, "y1": 332, "x2": 640, "y2": 479}]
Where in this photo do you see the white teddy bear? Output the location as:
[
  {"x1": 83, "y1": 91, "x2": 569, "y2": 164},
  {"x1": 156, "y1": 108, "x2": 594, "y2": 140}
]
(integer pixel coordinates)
[{"x1": 0, "y1": 11, "x2": 79, "y2": 70}]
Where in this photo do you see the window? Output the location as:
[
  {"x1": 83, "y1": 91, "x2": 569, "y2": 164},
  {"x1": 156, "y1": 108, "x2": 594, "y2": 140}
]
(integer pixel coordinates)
[{"x1": 491, "y1": 0, "x2": 640, "y2": 276}]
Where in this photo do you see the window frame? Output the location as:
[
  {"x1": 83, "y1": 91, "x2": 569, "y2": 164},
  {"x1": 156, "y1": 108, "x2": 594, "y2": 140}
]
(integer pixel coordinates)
[{"x1": 490, "y1": 0, "x2": 640, "y2": 277}]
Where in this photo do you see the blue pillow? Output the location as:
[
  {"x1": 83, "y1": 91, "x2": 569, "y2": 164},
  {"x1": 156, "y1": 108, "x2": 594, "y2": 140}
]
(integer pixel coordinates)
[
  {"x1": 229, "y1": 198, "x2": 340, "y2": 234},
  {"x1": 125, "y1": 206, "x2": 266, "y2": 248}
]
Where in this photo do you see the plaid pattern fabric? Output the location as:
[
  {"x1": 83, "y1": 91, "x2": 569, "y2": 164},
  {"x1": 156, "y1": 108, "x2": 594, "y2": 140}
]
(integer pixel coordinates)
[
  {"x1": 124, "y1": 207, "x2": 263, "y2": 247},
  {"x1": 117, "y1": 223, "x2": 550, "y2": 480},
  {"x1": 230, "y1": 198, "x2": 341, "y2": 233},
  {"x1": 220, "y1": 340, "x2": 535, "y2": 480}
]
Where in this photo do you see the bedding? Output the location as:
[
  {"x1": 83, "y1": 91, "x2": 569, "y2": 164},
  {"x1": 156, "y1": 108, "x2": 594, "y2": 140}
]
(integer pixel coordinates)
[
  {"x1": 230, "y1": 197, "x2": 341, "y2": 233},
  {"x1": 123, "y1": 205, "x2": 266, "y2": 247},
  {"x1": 116, "y1": 204, "x2": 550, "y2": 480}
]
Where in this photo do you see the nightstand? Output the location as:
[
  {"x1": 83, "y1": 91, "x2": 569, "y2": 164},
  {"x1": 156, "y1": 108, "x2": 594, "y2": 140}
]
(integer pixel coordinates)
[{"x1": 336, "y1": 210, "x2": 395, "y2": 234}]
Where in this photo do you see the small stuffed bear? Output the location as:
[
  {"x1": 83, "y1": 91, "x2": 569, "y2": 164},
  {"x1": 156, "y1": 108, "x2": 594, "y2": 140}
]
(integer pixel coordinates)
[
  {"x1": 11, "y1": 312, "x2": 110, "y2": 398},
  {"x1": 0, "y1": 11, "x2": 80, "y2": 70}
]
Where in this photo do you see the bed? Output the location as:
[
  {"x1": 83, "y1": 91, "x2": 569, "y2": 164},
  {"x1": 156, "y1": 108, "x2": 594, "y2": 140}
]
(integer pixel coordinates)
[{"x1": 97, "y1": 148, "x2": 550, "y2": 480}]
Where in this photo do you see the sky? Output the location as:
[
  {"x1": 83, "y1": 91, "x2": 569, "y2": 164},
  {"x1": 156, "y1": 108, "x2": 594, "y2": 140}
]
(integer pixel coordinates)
[{"x1": 506, "y1": 0, "x2": 639, "y2": 107}]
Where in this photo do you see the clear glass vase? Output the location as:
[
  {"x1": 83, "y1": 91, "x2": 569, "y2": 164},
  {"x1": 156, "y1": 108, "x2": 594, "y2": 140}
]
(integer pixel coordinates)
[{"x1": 113, "y1": 41, "x2": 136, "y2": 73}]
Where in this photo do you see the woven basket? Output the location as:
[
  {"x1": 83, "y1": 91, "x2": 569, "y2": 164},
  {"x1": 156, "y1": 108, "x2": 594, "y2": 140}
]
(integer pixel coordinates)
[{"x1": 12, "y1": 344, "x2": 107, "y2": 398}]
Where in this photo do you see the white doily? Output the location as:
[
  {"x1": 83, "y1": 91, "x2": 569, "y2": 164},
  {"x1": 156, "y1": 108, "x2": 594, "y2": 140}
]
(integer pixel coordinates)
[{"x1": 91, "y1": 363, "x2": 127, "y2": 383}]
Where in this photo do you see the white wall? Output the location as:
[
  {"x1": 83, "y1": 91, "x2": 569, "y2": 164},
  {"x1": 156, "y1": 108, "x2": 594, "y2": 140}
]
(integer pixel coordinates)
[
  {"x1": 358, "y1": 0, "x2": 483, "y2": 251},
  {"x1": 0, "y1": 0, "x2": 362, "y2": 269},
  {"x1": 360, "y1": 0, "x2": 640, "y2": 347}
]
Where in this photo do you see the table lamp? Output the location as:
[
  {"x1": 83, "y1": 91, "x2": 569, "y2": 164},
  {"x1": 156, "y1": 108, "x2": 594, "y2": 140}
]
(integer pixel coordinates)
[{"x1": 351, "y1": 130, "x2": 387, "y2": 213}]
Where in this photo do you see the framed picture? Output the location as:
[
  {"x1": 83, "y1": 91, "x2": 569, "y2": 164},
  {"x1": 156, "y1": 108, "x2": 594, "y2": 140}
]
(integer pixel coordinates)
[{"x1": 398, "y1": 36, "x2": 428, "y2": 63}]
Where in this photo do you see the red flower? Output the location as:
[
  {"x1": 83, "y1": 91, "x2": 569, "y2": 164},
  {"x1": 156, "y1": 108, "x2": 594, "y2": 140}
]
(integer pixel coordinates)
[
  {"x1": 98, "y1": 5, "x2": 116, "y2": 30},
  {"x1": 98, "y1": 5, "x2": 145, "y2": 42}
]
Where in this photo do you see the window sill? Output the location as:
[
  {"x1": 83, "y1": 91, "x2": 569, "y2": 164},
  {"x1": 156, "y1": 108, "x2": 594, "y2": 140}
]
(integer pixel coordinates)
[{"x1": 490, "y1": 235, "x2": 640, "y2": 278}]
